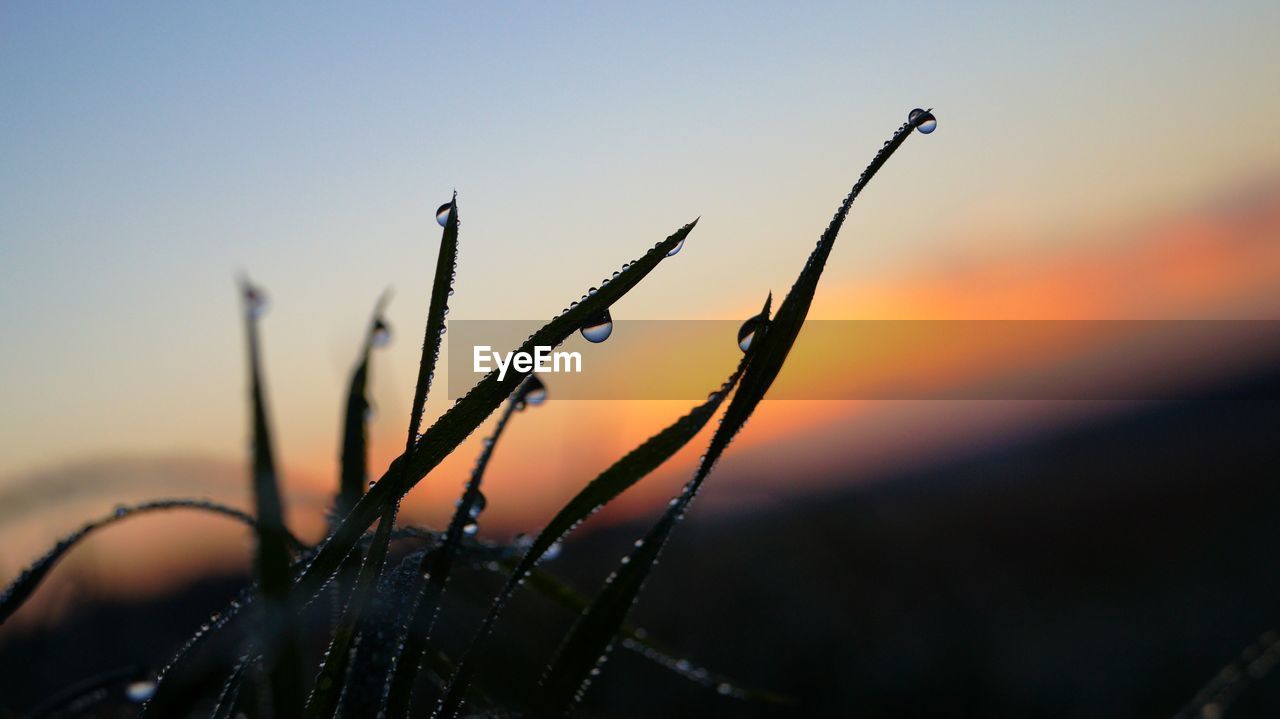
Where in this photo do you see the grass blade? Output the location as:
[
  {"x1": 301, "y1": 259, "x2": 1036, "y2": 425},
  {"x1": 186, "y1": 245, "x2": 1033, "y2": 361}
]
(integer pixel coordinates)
[
  {"x1": 336, "y1": 292, "x2": 393, "y2": 524},
  {"x1": 538, "y1": 111, "x2": 931, "y2": 715},
  {"x1": 1172, "y1": 628, "x2": 1280, "y2": 719},
  {"x1": 210, "y1": 656, "x2": 251, "y2": 719},
  {"x1": 328, "y1": 294, "x2": 393, "y2": 660},
  {"x1": 293, "y1": 219, "x2": 697, "y2": 605},
  {"x1": 240, "y1": 278, "x2": 306, "y2": 718},
  {"x1": 384, "y1": 379, "x2": 534, "y2": 717},
  {"x1": 339, "y1": 548, "x2": 430, "y2": 713},
  {"x1": 26, "y1": 665, "x2": 148, "y2": 718},
  {"x1": 304, "y1": 195, "x2": 460, "y2": 719},
  {"x1": 433, "y1": 350, "x2": 753, "y2": 717},
  {"x1": 514, "y1": 564, "x2": 793, "y2": 706},
  {"x1": 142, "y1": 526, "x2": 463, "y2": 716},
  {"x1": 142, "y1": 585, "x2": 255, "y2": 717},
  {"x1": 0, "y1": 498, "x2": 296, "y2": 626}
]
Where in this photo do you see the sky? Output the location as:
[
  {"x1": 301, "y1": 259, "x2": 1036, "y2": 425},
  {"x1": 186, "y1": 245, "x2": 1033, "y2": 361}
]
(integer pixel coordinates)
[{"x1": 2, "y1": 2, "x2": 1280, "y2": 606}]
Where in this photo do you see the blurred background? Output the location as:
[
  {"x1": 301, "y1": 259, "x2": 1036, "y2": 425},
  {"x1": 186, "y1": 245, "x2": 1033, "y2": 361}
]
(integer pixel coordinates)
[{"x1": 2, "y1": 2, "x2": 1279, "y2": 716}]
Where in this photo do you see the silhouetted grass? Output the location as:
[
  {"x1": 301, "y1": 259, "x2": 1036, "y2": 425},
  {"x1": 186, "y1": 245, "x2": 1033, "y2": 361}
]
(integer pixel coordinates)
[{"x1": 0, "y1": 109, "x2": 969, "y2": 718}]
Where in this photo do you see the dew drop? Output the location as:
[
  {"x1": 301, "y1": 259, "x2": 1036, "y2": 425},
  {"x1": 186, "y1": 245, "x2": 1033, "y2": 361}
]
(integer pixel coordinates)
[
  {"x1": 469, "y1": 492, "x2": 486, "y2": 518},
  {"x1": 435, "y1": 201, "x2": 454, "y2": 227},
  {"x1": 463, "y1": 521, "x2": 479, "y2": 536},
  {"x1": 371, "y1": 319, "x2": 392, "y2": 348},
  {"x1": 126, "y1": 680, "x2": 157, "y2": 703},
  {"x1": 908, "y1": 108, "x2": 937, "y2": 134},
  {"x1": 580, "y1": 309, "x2": 613, "y2": 343},
  {"x1": 243, "y1": 286, "x2": 268, "y2": 319},
  {"x1": 737, "y1": 312, "x2": 766, "y2": 352},
  {"x1": 543, "y1": 541, "x2": 563, "y2": 560},
  {"x1": 519, "y1": 374, "x2": 548, "y2": 407},
  {"x1": 667, "y1": 237, "x2": 685, "y2": 257}
]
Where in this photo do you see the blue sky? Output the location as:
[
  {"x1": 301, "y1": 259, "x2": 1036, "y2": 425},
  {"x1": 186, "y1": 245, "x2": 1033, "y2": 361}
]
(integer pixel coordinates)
[{"x1": 2, "y1": 1, "x2": 1278, "y2": 485}]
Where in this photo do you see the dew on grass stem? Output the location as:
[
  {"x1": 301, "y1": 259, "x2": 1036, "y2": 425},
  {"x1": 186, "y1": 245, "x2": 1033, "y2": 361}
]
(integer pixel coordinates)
[
  {"x1": 243, "y1": 285, "x2": 268, "y2": 319},
  {"x1": 580, "y1": 309, "x2": 614, "y2": 343},
  {"x1": 519, "y1": 374, "x2": 548, "y2": 407},
  {"x1": 371, "y1": 318, "x2": 392, "y2": 347},
  {"x1": 737, "y1": 312, "x2": 766, "y2": 352},
  {"x1": 909, "y1": 108, "x2": 937, "y2": 134},
  {"x1": 436, "y1": 201, "x2": 454, "y2": 227},
  {"x1": 126, "y1": 679, "x2": 157, "y2": 703}
]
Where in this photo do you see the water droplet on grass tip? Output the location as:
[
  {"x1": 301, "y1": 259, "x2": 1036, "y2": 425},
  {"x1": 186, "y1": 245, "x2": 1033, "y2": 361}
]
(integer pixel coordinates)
[
  {"x1": 519, "y1": 375, "x2": 547, "y2": 407},
  {"x1": 908, "y1": 108, "x2": 937, "y2": 134},
  {"x1": 580, "y1": 309, "x2": 613, "y2": 343},
  {"x1": 436, "y1": 202, "x2": 454, "y2": 227},
  {"x1": 126, "y1": 680, "x2": 156, "y2": 702},
  {"x1": 469, "y1": 493, "x2": 486, "y2": 518},
  {"x1": 737, "y1": 312, "x2": 766, "y2": 352},
  {"x1": 371, "y1": 319, "x2": 392, "y2": 347},
  {"x1": 244, "y1": 286, "x2": 268, "y2": 319},
  {"x1": 667, "y1": 237, "x2": 685, "y2": 257},
  {"x1": 463, "y1": 521, "x2": 479, "y2": 536}
]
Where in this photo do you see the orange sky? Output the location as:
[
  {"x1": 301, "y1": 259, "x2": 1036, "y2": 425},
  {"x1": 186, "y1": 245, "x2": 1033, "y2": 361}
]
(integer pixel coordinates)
[{"x1": 3, "y1": 173, "x2": 1278, "y2": 627}]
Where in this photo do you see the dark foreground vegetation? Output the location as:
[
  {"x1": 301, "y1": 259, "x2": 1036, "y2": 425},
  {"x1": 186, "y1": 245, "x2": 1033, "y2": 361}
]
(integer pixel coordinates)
[{"x1": 3, "y1": 368, "x2": 1279, "y2": 717}]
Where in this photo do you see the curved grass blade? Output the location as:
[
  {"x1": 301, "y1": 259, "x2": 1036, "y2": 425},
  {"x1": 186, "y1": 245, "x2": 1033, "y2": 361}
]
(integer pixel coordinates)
[
  {"x1": 0, "y1": 498, "x2": 296, "y2": 626},
  {"x1": 340, "y1": 548, "x2": 496, "y2": 716},
  {"x1": 514, "y1": 565, "x2": 793, "y2": 706},
  {"x1": 294, "y1": 219, "x2": 697, "y2": 606},
  {"x1": 433, "y1": 349, "x2": 754, "y2": 718},
  {"x1": 539, "y1": 111, "x2": 932, "y2": 715},
  {"x1": 240, "y1": 278, "x2": 306, "y2": 719},
  {"x1": 142, "y1": 526, "x2": 453, "y2": 716},
  {"x1": 304, "y1": 195, "x2": 460, "y2": 719},
  {"x1": 142, "y1": 586, "x2": 255, "y2": 718},
  {"x1": 210, "y1": 656, "x2": 251, "y2": 719},
  {"x1": 384, "y1": 380, "x2": 533, "y2": 717},
  {"x1": 338, "y1": 548, "x2": 429, "y2": 714},
  {"x1": 336, "y1": 291, "x2": 393, "y2": 524},
  {"x1": 329, "y1": 293, "x2": 393, "y2": 647},
  {"x1": 1172, "y1": 628, "x2": 1280, "y2": 719},
  {"x1": 26, "y1": 665, "x2": 147, "y2": 718}
]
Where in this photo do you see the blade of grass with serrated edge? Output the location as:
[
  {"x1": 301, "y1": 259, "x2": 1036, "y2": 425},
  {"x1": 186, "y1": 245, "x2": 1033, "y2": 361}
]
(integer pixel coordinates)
[
  {"x1": 210, "y1": 655, "x2": 251, "y2": 719},
  {"x1": 143, "y1": 526, "x2": 468, "y2": 717},
  {"x1": 515, "y1": 565, "x2": 794, "y2": 706},
  {"x1": 538, "y1": 113, "x2": 930, "y2": 716},
  {"x1": 304, "y1": 194, "x2": 460, "y2": 719},
  {"x1": 336, "y1": 291, "x2": 393, "y2": 524},
  {"x1": 293, "y1": 219, "x2": 698, "y2": 607},
  {"x1": 328, "y1": 294, "x2": 393, "y2": 656},
  {"x1": 26, "y1": 665, "x2": 148, "y2": 719},
  {"x1": 432, "y1": 346, "x2": 756, "y2": 718},
  {"x1": 383, "y1": 381, "x2": 527, "y2": 718},
  {"x1": 143, "y1": 584, "x2": 256, "y2": 717},
  {"x1": 242, "y1": 279, "x2": 306, "y2": 719},
  {"x1": 0, "y1": 498, "x2": 299, "y2": 626},
  {"x1": 534, "y1": 292, "x2": 769, "y2": 716}
]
